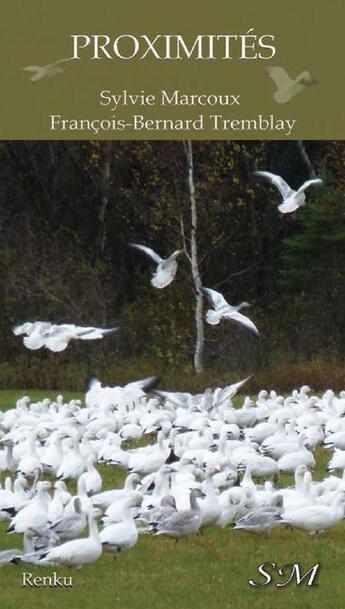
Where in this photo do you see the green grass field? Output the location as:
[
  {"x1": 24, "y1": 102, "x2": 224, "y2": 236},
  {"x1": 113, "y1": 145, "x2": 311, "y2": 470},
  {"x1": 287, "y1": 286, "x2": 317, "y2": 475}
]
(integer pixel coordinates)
[{"x1": 0, "y1": 390, "x2": 344, "y2": 609}]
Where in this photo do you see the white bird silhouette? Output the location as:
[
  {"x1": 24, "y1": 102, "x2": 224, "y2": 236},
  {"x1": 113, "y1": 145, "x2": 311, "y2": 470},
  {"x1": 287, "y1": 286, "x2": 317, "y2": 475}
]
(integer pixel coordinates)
[
  {"x1": 21, "y1": 58, "x2": 72, "y2": 82},
  {"x1": 13, "y1": 321, "x2": 118, "y2": 352},
  {"x1": 202, "y1": 288, "x2": 259, "y2": 336},
  {"x1": 255, "y1": 171, "x2": 323, "y2": 214},
  {"x1": 130, "y1": 244, "x2": 183, "y2": 289},
  {"x1": 266, "y1": 67, "x2": 318, "y2": 104}
]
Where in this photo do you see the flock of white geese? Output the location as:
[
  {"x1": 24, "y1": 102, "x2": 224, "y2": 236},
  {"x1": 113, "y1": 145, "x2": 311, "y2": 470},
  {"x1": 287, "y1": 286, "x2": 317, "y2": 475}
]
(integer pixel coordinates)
[
  {"x1": 0, "y1": 170, "x2": 328, "y2": 569},
  {"x1": 1, "y1": 380, "x2": 345, "y2": 568}
]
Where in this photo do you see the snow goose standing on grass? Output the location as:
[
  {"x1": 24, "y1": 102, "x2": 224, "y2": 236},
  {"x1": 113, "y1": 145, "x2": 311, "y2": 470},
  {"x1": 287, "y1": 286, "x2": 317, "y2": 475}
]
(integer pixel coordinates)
[
  {"x1": 232, "y1": 398, "x2": 258, "y2": 429},
  {"x1": 233, "y1": 496, "x2": 284, "y2": 534},
  {"x1": 279, "y1": 465, "x2": 316, "y2": 512},
  {"x1": 16, "y1": 431, "x2": 42, "y2": 478},
  {"x1": 0, "y1": 525, "x2": 57, "y2": 567},
  {"x1": 136, "y1": 495, "x2": 177, "y2": 529},
  {"x1": 40, "y1": 431, "x2": 67, "y2": 474},
  {"x1": 7, "y1": 481, "x2": 51, "y2": 534},
  {"x1": 149, "y1": 488, "x2": 205, "y2": 539},
  {"x1": 56, "y1": 433, "x2": 85, "y2": 481},
  {"x1": 255, "y1": 171, "x2": 323, "y2": 214},
  {"x1": 98, "y1": 433, "x2": 129, "y2": 468},
  {"x1": 103, "y1": 492, "x2": 143, "y2": 526},
  {"x1": 217, "y1": 490, "x2": 251, "y2": 528},
  {"x1": 91, "y1": 473, "x2": 140, "y2": 511},
  {"x1": 78, "y1": 455, "x2": 102, "y2": 496},
  {"x1": 49, "y1": 497, "x2": 87, "y2": 541},
  {"x1": 0, "y1": 444, "x2": 17, "y2": 473},
  {"x1": 140, "y1": 465, "x2": 172, "y2": 510},
  {"x1": 0, "y1": 477, "x2": 28, "y2": 520},
  {"x1": 48, "y1": 483, "x2": 67, "y2": 523},
  {"x1": 100, "y1": 496, "x2": 143, "y2": 556},
  {"x1": 245, "y1": 454, "x2": 279, "y2": 479},
  {"x1": 202, "y1": 287, "x2": 259, "y2": 335},
  {"x1": 40, "y1": 508, "x2": 102, "y2": 568},
  {"x1": 324, "y1": 431, "x2": 345, "y2": 451},
  {"x1": 278, "y1": 443, "x2": 315, "y2": 473},
  {"x1": 198, "y1": 468, "x2": 222, "y2": 527},
  {"x1": 130, "y1": 243, "x2": 183, "y2": 288},
  {"x1": 127, "y1": 429, "x2": 170, "y2": 475},
  {"x1": 282, "y1": 491, "x2": 345, "y2": 534},
  {"x1": 328, "y1": 449, "x2": 345, "y2": 472}
]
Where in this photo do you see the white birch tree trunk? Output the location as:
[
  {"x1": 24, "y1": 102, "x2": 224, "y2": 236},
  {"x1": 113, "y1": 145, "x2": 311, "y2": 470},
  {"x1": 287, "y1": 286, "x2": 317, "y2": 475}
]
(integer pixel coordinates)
[{"x1": 185, "y1": 140, "x2": 204, "y2": 374}]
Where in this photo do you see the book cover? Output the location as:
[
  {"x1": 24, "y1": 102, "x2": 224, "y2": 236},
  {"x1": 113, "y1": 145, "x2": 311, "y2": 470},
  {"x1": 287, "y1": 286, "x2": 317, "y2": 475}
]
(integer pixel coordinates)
[{"x1": 0, "y1": 2, "x2": 344, "y2": 609}]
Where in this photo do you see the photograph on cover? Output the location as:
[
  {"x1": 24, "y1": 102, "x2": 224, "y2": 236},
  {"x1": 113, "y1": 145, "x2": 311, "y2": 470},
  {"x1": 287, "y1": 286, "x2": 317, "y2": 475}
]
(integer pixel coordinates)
[{"x1": 0, "y1": 139, "x2": 345, "y2": 608}]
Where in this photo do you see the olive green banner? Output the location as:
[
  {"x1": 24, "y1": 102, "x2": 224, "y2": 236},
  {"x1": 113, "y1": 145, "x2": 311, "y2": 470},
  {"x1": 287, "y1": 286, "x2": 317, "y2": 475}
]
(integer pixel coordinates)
[{"x1": 0, "y1": 0, "x2": 343, "y2": 139}]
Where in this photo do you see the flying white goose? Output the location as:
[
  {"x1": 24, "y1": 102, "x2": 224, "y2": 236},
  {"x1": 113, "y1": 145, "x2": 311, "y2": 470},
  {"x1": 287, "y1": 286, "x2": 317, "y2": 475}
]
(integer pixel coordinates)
[
  {"x1": 13, "y1": 321, "x2": 118, "y2": 352},
  {"x1": 130, "y1": 243, "x2": 183, "y2": 288},
  {"x1": 21, "y1": 58, "x2": 72, "y2": 82},
  {"x1": 266, "y1": 67, "x2": 318, "y2": 104},
  {"x1": 255, "y1": 171, "x2": 323, "y2": 214},
  {"x1": 202, "y1": 287, "x2": 259, "y2": 336},
  {"x1": 40, "y1": 508, "x2": 102, "y2": 568}
]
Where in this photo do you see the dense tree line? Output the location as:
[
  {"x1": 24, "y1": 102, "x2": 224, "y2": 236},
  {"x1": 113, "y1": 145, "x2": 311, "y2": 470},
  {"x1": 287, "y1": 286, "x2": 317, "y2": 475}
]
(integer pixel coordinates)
[{"x1": 0, "y1": 140, "x2": 344, "y2": 390}]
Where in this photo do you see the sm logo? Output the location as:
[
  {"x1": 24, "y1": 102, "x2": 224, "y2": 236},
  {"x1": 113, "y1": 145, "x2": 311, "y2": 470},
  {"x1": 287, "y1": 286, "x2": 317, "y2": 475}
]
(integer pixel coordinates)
[{"x1": 249, "y1": 562, "x2": 320, "y2": 587}]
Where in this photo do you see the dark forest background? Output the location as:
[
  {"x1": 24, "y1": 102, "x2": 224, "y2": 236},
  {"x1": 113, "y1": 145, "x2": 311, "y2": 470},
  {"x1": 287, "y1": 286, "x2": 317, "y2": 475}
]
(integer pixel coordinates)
[{"x1": 1, "y1": 140, "x2": 344, "y2": 392}]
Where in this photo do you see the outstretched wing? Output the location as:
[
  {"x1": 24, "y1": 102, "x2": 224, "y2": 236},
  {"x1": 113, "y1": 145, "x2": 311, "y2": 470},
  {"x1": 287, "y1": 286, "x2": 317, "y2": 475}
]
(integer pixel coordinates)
[
  {"x1": 130, "y1": 243, "x2": 162, "y2": 264},
  {"x1": 21, "y1": 66, "x2": 46, "y2": 82},
  {"x1": 154, "y1": 390, "x2": 191, "y2": 408},
  {"x1": 255, "y1": 171, "x2": 294, "y2": 199},
  {"x1": 217, "y1": 375, "x2": 253, "y2": 405},
  {"x1": 201, "y1": 287, "x2": 229, "y2": 311},
  {"x1": 13, "y1": 323, "x2": 30, "y2": 336},
  {"x1": 297, "y1": 178, "x2": 323, "y2": 194},
  {"x1": 166, "y1": 249, "x2": 183, "y2": 262},
  {"x1": 21, "y1": 66, "x2": 41, "y2": 72},
  {"x1": 75, "y1": 326, "x2": 119, "y2": 340},
  {"x1": 125, "y1": 376, "x2": 160, "y2": 394},
  {"x1": 49, "y1": 58, "x2": 73, "y2": 67},
  {"x1": 265, "y1": 67, "x2": 292, "y2": 89},
  {"x1": 224, "y1": 311, "x2": 259, "y2": 336}
]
